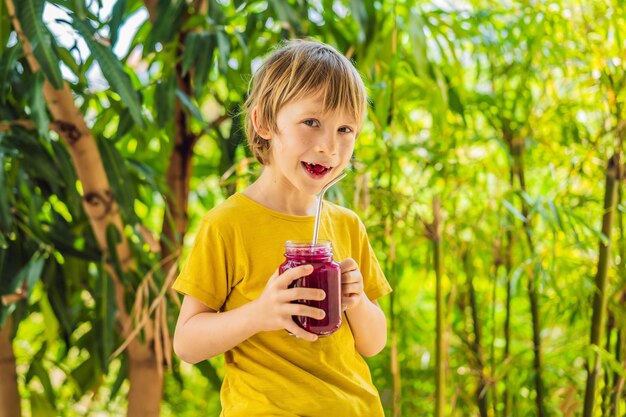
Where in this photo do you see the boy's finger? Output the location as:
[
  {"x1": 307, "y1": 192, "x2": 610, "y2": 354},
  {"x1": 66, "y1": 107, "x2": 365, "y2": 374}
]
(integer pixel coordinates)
[
  {"x1": 285, "y1": 287, "x2": 326, "y2": 301},
  {"x1": 341, "y1": 270, "x2": 362, "y2": 284},
  {"x1": 279, "y1": 264, "x2": 314, "y2": 287},
  {"x1": 339, "y1": 258, "x2": 358, "y2": 273},
  {"x1": 286, "y1": 323, "x2": 318, "y2": 342},
  {"x1": 268, "y1": 268, "x2": 280, "y2": 282}
]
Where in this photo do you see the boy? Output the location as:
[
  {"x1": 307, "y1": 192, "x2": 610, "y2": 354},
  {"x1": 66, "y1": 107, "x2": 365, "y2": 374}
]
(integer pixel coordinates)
[{"x1": 172, "y1": 39, "x2": 392, "y2": 416}]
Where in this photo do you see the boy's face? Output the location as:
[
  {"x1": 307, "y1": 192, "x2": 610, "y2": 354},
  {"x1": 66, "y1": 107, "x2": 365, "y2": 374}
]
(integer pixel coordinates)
[{"x1": 259, "y1": 93, "x2": 358, "y2": 196}]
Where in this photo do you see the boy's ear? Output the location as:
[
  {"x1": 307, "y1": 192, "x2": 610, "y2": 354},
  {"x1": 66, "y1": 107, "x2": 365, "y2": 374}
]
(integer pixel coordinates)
[{"x1": 252, "y1": 107, "x2": 271, "y2": 139}]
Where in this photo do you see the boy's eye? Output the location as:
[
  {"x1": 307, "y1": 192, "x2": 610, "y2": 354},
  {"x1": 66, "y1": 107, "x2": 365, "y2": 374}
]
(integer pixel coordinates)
[
  {"x1": 303, "y1": 119, "x2": 319, "y2": 127},
  {"x1": 338, "y1": 126, "x2": 353, "y2": 134}
]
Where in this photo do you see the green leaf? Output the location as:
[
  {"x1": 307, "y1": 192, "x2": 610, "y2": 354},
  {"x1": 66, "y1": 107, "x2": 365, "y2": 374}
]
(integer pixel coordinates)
[
  {"x1": 72, "y1": 17, "x2": 145, "y2": 128},
  {"x1": 94, "y1": 261, "x2": 116, "y2": 371},
  {"x1": 590, "y1": 344, "x2": 626, "y2": 379},
  {"x1": 37, "y1": 279, "x2": 60, "y2": 347},
  {"x1": 196, "y1": 360, "x2": 222, "y2": 391},
  {"x1": 28, "y1": 71, "x2": 50, "y2": 137},
  {"x1": 30, "y1": 392, "x2": 57, "y2": 417},
  {"x1": 109, "y1": 0, "x2": 127, "y2": 47},
  {"x1": 113, "y1": 109, "x2": 134, "y2": 142},
  {"x1": 6, "y1": 252, "x2": 45, "y2": 296},
  {"x1": 182, "y1": 32, "x2": 200, "y2": 76},
  {"x1": 71, "y1": 356, "x2": 102, "y2": 396},
  {"x1": 216, "y1": 30, "x2": 230, "y2": 75},
  {"x1": 0, "y1": 1, "x2": 9, "y2": 57},
  {"x1": 109, "y1": 355, "x2": 127, "y2": 399},
  {"x1": 96, "y1": 135, "x2": 137, "y2": 224},
  {"x1": 547, "y1": 199, "x2": 564, "y2": 231},
  {"x1": 193, "y1": 33, "x2": 216, "y2": 99},
  {"x1": 145, "y1": 0, "x2": 186, "y2": 53},
  {"x1": 105, "y1": 223, "x2": 124, "y2": 285},
  {"x1": 0, "y1": 44, "x2": 21, "y2": 103},
  {"x1": 0, "y1": 157, "x2": 12, "y2": 232},
  {"x1": 3, "y1": 132, "x2": 63, "y2": 193},
  {"x1": 156, "y1": 75, "x2": 176, "y2": 127},
  {"x1": 14, "y1": 0, "x2": 64, "y2": 89},
  {"x1": 56, "y1": 44, "x2": 80, "y2": 79},
  {"x1": 447, "y1": 85, "x2": 465, "y2": 121},
  {"x1": 42, "y1": 259, "x2": 73, "y2": 344},
  {"x1": 503, "y1": 199, "x2": 526, "y2": 222},
  {"x1": 175, "y1": 89, "x2": 205, "y2": 123},
  {"x1": 269, "y1": 0, "x2": 301, "y2": 34}
]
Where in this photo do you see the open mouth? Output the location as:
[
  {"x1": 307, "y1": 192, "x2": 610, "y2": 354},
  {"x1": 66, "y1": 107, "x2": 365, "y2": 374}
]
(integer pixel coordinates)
[{"x1": 302, "y1": 162, "x2": 332, "y2": 177}]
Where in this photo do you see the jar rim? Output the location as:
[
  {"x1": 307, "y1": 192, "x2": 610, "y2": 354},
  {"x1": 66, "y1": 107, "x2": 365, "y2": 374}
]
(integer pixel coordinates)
[{"x1": 284, "y1": 240, "x2": 331, "y2": 249}]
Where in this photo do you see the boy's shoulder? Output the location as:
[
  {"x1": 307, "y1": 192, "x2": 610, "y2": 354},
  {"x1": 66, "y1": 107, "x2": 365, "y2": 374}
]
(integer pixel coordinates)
[
  {"x1": 323, "y1": 200, "x2": 363, "y2": 226},
  {"x1": 197, "y1": 194, "x2": 250, "y2": 229}
]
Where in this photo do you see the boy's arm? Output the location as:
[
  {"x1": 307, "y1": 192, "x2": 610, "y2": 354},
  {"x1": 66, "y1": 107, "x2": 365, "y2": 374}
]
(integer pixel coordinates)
[
  {"x1": 341, "y1": 258, "x2": 388, "y2": 357},
  {"x1": 173, "y1": 295, "x2": 260, "y2": 364},
  {"x1": 345, "y1": 297, "x2": 387, "y2": 357},
  {"x1": 173, "y1": 264, "x2": 326, "y2": 364}
]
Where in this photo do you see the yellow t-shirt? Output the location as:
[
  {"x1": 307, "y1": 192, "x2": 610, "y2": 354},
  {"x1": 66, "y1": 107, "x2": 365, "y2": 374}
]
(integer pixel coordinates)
[{"x1": 172, "y1": 193, "x2": 392, "y2": 417}]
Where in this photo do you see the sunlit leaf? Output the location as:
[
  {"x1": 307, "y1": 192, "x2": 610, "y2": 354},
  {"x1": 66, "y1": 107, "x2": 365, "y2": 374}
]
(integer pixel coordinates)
[
  {"x1": 28, "y1": 71, "x2": 49, "y2": 137},
  {"x1": 175, "y1": 88, "x2": 205, "y2": 123},
  {"x1": 30, "y1": 391, "x2": 56, "y2": 417},
  {"x1": 109, "y1": 0, "x2": 127, "y2": 47},
  {"x1": 72, "y1": 17, "x2": 145, "y2": 128},
  {"x1": 14, "y1": 0, "x2": 64, "y2": 89},
  {"x1": 503, "y1": 199, "x2": 527, "y2": 222}
]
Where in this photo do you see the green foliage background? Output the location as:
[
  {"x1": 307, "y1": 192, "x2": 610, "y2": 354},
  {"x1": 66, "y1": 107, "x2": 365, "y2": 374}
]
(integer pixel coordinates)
[{"x1": 1, "y1": 0, "x2": 625, "y2": 416}]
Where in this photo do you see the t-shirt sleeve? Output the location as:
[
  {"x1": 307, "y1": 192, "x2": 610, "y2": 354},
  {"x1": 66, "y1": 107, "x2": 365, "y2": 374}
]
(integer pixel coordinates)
[
  {"x1": 171, "y1": 217, "x2": 232, "y2": 311},
  {"x1": 357, "y1": 219, "x2": 392, "y2": 301}
]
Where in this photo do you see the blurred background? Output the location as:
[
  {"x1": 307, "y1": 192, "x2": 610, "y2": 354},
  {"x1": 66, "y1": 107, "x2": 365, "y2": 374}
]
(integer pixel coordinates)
[{"x1": 0, "y1": 0, "x2": 625, "y2": 416}]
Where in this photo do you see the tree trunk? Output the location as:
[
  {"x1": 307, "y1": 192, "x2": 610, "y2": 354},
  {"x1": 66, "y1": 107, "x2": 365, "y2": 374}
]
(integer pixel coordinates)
[
  {"x1": 159, "y1": 60, "x2": 197, "y2": 271},
  {"x1": 127, "y1": 341, "x2": 162, "y2": 417},
  {"x1": 583, "y1": 153, "x2": 620, "y2": 417},
  {"x1": 0, "y1": 317, "x2": 20, "y2": 417},
  {"x1": 6, "y1": 2, "x2": 162, "y2": 415}
]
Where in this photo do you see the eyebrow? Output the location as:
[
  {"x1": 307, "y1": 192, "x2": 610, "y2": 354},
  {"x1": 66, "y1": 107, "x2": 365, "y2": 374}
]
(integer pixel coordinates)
[{"x1": 295, "y1": 110, "x2": 357, "y2": 124}]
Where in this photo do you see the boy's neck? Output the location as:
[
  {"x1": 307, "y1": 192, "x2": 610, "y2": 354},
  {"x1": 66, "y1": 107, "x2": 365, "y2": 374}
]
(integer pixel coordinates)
[{"x1": 242, "y1": 170, "x2": 319, "y2": 216}]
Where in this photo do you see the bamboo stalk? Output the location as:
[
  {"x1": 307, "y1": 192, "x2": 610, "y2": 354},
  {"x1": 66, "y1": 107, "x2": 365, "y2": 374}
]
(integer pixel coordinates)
[
  {"x1": 583, "y1": 153, "x2": 620, "y2": 417},
  {"x1": 602, "y1": 315, "x2": 615, "y2": 417},
  {"x1": 508, "y1": 131, "x2": 546, "y2": 417},
  {"x1": 609, "y1": 326, "x2": 623, "y2": 417},
  {"x1": 385, "y1": 154, "x2": 401, "y2": 417},
  {"x1": 425, "y1": 198, "x2": 444, "y2": 417},
  {"x1": 462, "y1": 250, "x2": 488, "y2": 417},
  {"x1": 611, "y1": 184, "x2": 626, "y2": 417},
  {"x1": 503, "y1": 225, "x2": 514, "y2": 417}
]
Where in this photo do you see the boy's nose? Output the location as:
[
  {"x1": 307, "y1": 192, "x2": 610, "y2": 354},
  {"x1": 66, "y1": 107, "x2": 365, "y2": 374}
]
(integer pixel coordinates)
[{"x1": 316, "y1": 132, "x2": 338, "y2": 155}]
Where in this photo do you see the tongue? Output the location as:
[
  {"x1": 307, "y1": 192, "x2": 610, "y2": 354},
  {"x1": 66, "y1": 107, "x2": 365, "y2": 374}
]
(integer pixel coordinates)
[{"x1": 311, "y1": 164, "x2": 326, "y2": 174}]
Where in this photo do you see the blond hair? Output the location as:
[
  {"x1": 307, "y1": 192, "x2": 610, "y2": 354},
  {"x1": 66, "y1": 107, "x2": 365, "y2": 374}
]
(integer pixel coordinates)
[{"x1": 244, "y1": 39, "x2": 367, "y2": 165}]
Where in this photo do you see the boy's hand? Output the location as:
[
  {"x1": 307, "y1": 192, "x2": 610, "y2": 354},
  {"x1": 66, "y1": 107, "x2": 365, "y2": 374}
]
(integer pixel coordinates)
[
  {"x1": 339, "y1": 258, "x2": 366, "y2": 311},
  {"x1": 252, "y1": 264, "x2": 326, "y2": 342}
]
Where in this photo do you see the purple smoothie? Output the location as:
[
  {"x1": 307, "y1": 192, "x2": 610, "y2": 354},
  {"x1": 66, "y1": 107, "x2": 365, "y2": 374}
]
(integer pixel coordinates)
[{"x1": 279, "y1": 241, "x2": 342, "y2": 336}]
